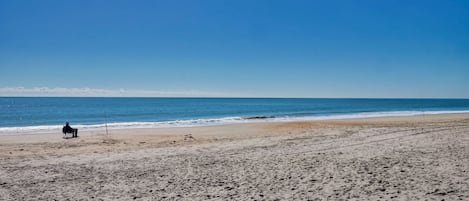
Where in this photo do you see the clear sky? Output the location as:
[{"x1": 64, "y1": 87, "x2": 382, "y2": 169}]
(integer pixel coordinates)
[{"x1": 1, "y1": 0, "x2": 468, "y2": 98}]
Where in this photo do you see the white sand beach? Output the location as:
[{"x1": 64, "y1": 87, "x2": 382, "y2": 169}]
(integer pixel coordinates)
[{"x1": 1, "y1": 113, "x2": 468, "y2": 200}]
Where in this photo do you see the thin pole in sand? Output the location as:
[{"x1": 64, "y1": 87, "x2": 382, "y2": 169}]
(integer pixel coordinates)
[
  {"x1": 105, "y1": 113, "x2": 109, "y2": 136},
  {"x1": 420, "y1": 100, "x2": 425, "y2": 121}
]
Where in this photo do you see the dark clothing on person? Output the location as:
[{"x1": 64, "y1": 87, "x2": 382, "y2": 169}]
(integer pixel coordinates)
[
  {"x1": 63, "y1": 123, "x2": 78, "y2": 138},
  {"x1": 64, "y1": 125, "x2": 74, "y2": 133}
]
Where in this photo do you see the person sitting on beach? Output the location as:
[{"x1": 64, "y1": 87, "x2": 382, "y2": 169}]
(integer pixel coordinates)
[{"x1": 62, "y1": 122, "x2": 78, "y2": 138}]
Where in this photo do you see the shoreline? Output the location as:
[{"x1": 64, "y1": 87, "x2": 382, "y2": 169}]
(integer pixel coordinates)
[
  {"x1": 2, "y1": 110, "x2": 469, "y2": 136},
  {"x1": 0, "y1": 113, "x2": 468, "y2": 156},
  {"x1": 1, "y1": 112, "x2": 468, "y2": 141}
]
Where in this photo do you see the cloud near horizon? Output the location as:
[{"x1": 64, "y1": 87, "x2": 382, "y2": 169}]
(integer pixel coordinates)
[{"x1": 0, "y1": 87, "x2": 233, "y2": 97}]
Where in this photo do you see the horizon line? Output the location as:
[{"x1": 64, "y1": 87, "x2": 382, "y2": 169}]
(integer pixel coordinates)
[{"x1": 1, "y1": 96, "x2": 469, "y2": 99}]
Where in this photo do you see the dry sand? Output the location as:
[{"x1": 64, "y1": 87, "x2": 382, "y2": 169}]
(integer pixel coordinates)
[{"x1": 1, "y1": 113, "x2": 469, "y2": 200}]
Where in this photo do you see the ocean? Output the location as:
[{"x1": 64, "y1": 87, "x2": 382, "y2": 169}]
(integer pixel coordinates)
[{"x1": 1, "y1": 97, "x2": 469, "y2": 134}]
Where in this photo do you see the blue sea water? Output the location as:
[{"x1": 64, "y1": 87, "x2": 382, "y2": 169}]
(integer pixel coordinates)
[{"x1": 1, "y1": 97, "x2": 469, "y2": 134}]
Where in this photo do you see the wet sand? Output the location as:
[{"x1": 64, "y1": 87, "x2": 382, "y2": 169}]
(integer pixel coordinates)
[{"x1": 1, "y1": 113, "x2": 469, "y2": 200}]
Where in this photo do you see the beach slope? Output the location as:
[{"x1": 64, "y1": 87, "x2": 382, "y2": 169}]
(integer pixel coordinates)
[{"x1": 0, "y1": 114, "x2": 468, "y2": 200}]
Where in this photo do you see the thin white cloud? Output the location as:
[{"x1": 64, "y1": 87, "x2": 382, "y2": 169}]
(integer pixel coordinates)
[{"x1": 0, "y1": 87, "x2": 234, "y2": 97}]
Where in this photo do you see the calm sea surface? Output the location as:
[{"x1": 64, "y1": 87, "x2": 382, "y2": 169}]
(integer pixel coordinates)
[{"x1": 1, "y1": 97, "x2": 469, "y2": 134}]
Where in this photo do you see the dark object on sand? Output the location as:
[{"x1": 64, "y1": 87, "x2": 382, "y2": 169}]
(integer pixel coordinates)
[{"x1": 62, "y1": 122, "x2": 78, "y2": 138}]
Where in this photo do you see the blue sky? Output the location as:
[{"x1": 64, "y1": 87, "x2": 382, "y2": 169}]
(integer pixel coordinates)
[{"x1": 1, "y1": 0, "x2": 468, "y2": 98}]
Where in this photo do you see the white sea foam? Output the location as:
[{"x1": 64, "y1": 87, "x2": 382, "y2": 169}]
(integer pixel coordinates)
[
  {"x1": 273, "y1": 110, "x2": 469, "y2": 122},
  {"x1": 0, "y1": 117, "x2": 247, "y2": 135},
  {"x1": 1, "y1": 110, "x2": 469, "y2": 135}
]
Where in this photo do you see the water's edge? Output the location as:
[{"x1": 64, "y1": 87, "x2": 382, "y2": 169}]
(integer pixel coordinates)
[{"x1": 2, "y1": 110, "x2": 468, "y2": 135}]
